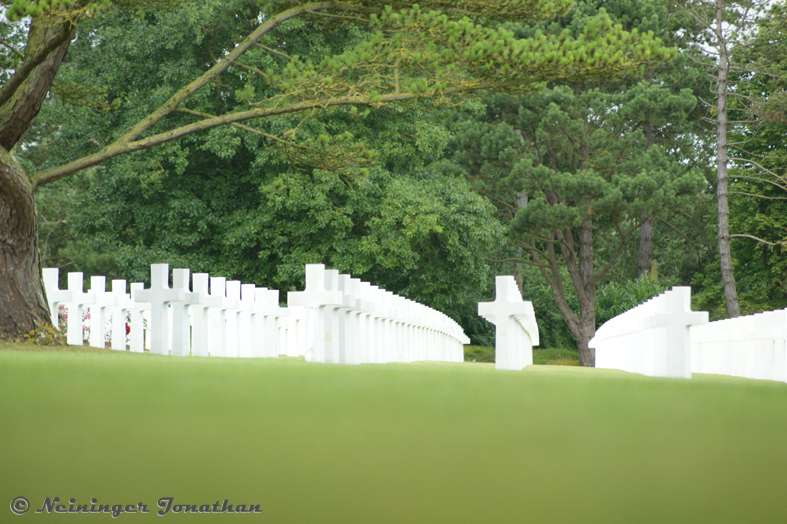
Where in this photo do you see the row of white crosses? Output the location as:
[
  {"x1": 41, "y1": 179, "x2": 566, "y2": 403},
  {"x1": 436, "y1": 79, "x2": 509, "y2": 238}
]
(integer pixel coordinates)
[
  {"x1": 287, "y1": 264, "x2": 468, "y2": 364},
  {"x1": 42, "y1": 263, "x2": 469, "y2": 363},
  {"x1": 477, "y1": 275, "x2": 540, "y2": 371},
  {"x1": 43, "y1": 264, "x2": 285, "y2": 358},
  {"x1": 590, "y1": 287, "x2": 709, "y2": 379},
  {"x1": 690, "y1": 308, "x2": 787, "y2": 382}
]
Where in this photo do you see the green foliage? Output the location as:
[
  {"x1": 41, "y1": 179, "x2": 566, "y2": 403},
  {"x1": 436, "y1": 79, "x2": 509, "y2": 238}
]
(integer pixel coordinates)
[
  {"x1": 262, "y1": 4, "x2": 674, "y2": 110},
  {"x1": 594, "y1": 274, "x2": 668, "y2": 327},
  {"x1": 20, "y1": 2, "x2": 516, "y2": 342},
  {"x1": 690, "y1": 0, "x2": 787, "y2": 319},
  {"x1": 463, "y1": 345, "x2": 495, "y2": 362}
]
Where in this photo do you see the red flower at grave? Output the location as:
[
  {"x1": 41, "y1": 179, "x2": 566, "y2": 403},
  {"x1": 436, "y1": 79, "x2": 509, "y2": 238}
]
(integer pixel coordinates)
[{"x1": 126, "y1": 323, "x2": 131, "y2": 335}]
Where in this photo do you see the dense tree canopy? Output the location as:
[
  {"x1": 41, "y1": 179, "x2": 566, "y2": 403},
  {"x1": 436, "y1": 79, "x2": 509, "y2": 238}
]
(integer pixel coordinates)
[
  {"x1": 2, "y1": 0, "x2": 785, "y2": 361},
  {"x1": 0, "y1": 0, "x2": 674, "y2": 343}
]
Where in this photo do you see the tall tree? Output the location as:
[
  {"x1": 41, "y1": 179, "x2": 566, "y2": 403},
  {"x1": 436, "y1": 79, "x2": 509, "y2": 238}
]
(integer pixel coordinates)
[
  {"x1": 431, "y1": 0, "x2": 703, "y2": 365},
  {"x1": 677, "y1": 0, "x2": 783, "y2": 317},
  {"x1": 0, "y1": 0, "x2": 674, "y2": 341},
  {"x1": 722, "y1": 0, "x2": 787, "y2": 314},
  {"x1": 436, "y1": 84, "x2": 702, "y2": 366}
]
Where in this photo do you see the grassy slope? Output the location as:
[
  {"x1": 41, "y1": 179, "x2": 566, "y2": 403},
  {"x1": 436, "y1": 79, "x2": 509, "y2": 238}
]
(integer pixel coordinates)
[{"x1": 1, "y1": 343, "x2": 786, "y2": 523}]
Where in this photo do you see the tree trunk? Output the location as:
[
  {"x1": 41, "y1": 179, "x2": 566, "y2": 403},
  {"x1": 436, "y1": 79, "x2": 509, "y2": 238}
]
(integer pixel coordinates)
[
  {"x1": 637, "y1": 123, "x2": 655, "y2": 278},
  {"x1": 0, "y1": 14, "x2": 75, "y2": 341},
  {"x1": 0, "y1": 17, "x2": 74, "y2": 150},
  {"x1": 512, "y1": 189, "x2": 528, "y2": 296},
  {"x1": 575, "y1": 314, "x2": 596, "y2": 367},
  {"x1": 0, "y1": 148, "x2": 54, "y2": 341},
  {"x1": 715, "y1": 0, "x2": 741, "y2": 318},
  {"x1": 576, "y1": 219, "x2": 595, "y2": 366},
  {"x1": 637, "y1": 216, "x2": 653, "y2": 278}
]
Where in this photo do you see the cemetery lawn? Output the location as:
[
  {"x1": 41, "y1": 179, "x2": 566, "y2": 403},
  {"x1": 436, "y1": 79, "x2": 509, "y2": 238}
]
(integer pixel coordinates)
[
  {"x1": 464, "y1": 345, "x2": 580, "y2": 365},
  {"x1": 2, "y1": 344, "x2": 787, "y2": 523}
]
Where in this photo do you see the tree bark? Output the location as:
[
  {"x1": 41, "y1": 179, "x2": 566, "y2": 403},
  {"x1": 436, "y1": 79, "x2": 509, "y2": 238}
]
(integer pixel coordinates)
[
  {"x1": 637, "y1": 123, "x2": 655, "y2": 278},
  {"x1": 715, "y1": 0, "x2": 741, "y2": 318},
  {"x1": 637, "y1": 216, "x2": 653, "y2": 278},
  {"x1": 575, "y1": 219, "x2": 596, "y2": 366},
  {"x1": 0, "y1": 16, "x2": 74, "y2": 150},
  {"x1": 0, "y1": 14, "x2": 75, "y2": 341},
  {"x1": 0, "y1": 148, "x2": 53, "y2": 340}
]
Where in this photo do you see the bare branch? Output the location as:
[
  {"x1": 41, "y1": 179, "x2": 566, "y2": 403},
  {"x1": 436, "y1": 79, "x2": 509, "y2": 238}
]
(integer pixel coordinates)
[
  {"x1": 0, "y1": 39, "x2": 25, "y2": 60},
  {"x1": 731, "y1": 234, "x2": 787, "y2": 246},
  {"x1": 484, "y1": 256, "x2": 550, "y2": 269},
  {"x1": 657, "y1": 218, "x2": 695, "y2": 243},
  {"x1": 729, "y1": 191, "x2": 787, "y2": 200},
  {"x1": 729, "y1": 156, "x2": 787, "y2": 181},
  {"x1": 254, "y1": 42, "x2": 293, "y2": 60}
]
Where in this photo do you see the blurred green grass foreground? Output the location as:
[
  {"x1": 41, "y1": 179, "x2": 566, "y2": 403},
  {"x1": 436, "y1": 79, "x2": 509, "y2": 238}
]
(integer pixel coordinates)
[{"x1": 2, "y1": 342, "x2": 787, "y2": 523}]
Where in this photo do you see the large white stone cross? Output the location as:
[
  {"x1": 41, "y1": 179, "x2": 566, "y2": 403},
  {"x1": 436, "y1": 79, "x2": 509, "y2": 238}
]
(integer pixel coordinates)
[
  {"x1": 478, "y1": 275, "x2": 539, "y2": 371},
  {"x1": 133, "y1": 264, "x2": 185, "y2": 356},
  {"x1": 643, "y1": 286, "x2": 708, "y2": 378},
  {"x1": 287, "y1": 264, "x2": 343, "y2": 363}
]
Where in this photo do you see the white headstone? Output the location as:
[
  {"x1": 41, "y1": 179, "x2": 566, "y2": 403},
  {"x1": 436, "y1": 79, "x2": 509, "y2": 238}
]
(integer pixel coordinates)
[
  {"x1": 42, "y1": 268, "x2": 72, "y2": 329},
  {"x1": 478, "y1": 275, "x2": 539, "y2": 371},
  {"x1": 133, "y1": 264, "x2": 185, "y2": 356},
  {"x1": 128, "y1": 282, "x2": 148, "y2": 353},
  {"x1": 109, "y1": 280, "x2": 134, "y2": 351},
  {"x1": 288, "y1": 264, "x2": 343, "y2": 363}
]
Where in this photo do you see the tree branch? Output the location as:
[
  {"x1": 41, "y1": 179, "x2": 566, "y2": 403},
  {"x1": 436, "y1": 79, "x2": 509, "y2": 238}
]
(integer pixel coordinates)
[
  {"x1": 34, "y1": 86, "x2": 488, "y2": 187},
  {"x1": 731, "y1": 234, "x2": 787, "y2": 246},
  {"x1": 109, "y1": 1, "x2": 340, "y2": 149},
  {"x1": 0, "y1": 18, "x2": 75, "y2": 109}
]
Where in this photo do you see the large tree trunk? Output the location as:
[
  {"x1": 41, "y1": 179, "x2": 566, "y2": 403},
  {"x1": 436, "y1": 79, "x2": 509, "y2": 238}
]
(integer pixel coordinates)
[
  {"x1": 715, "y1": 0, "x2": 741, "y2": 318},
  {"x1": 0, "y1": 148, "x2": 53, "y2": 341},
  {"x1": 637, "y1": 216, "x2": 653, "y2": 278},
  {"x1": 575, "y1": 219, "x2": 595, "y2": 366},
  {"x1": 0, "y1": 14, "x2": 75, "y2": 341},
  {"x1": 637, "y1": 123, "x2": 655, "y2": 278}
]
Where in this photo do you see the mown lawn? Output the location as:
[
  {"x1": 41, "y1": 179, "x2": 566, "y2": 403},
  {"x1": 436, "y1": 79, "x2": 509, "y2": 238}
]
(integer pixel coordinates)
[
  {"x1": 465, "y1": 344, "x2": 580, "y2": 365},
  {"x1": 1, "y1": 342, "x2": 786, "y2": 523}
]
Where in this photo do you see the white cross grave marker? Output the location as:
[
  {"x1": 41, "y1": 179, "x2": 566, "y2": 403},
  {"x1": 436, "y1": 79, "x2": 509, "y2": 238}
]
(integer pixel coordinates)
[
  {"x1": 170, "y1": 269, "x2": 200, "y2": 357},
  {"x1": 64, "y1": 273, "x2": 94, "y2": 346},
  {"x1": 109, "y1": 280, "x2": 135, "y2": 351},
  {"x1": 288, "y1": 264, "x2": 343, "y2": 363},
  {"x1": 478, "y1": 275, "x2": 540, "y2": 371},
  {"x1": 133, "y1": 264, "x2": 185, "y2": 356},
  {"x1": 87, "y1": 276, "x2": 116, "y2": 349},
  {"x1": 42, "y1": 268, "x2": 72, "y2": 329},
  {"x1": 128, "y1": 282, "x2": 148, "y2": 353}
]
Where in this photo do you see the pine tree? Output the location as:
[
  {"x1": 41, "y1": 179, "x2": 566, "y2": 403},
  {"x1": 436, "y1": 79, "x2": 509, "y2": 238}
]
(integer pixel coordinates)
[{"x1": 0, "y1": 0, "x2": 674, "y2": 340}]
